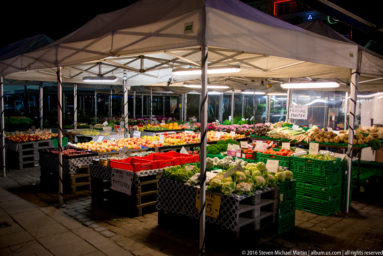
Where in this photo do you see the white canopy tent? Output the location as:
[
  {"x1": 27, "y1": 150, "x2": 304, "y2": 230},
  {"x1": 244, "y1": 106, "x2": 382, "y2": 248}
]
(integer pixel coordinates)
[{"x1": 1, "y1": 0, "x2": 383, "y2": 254}]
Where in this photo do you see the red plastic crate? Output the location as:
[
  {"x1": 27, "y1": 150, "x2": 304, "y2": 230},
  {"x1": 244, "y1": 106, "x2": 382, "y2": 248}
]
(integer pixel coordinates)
[
  {"x1": 139, "y1": 153, "x2": 175, "y2": 169},
  {"x1": 109, "y1": 157, "x2": 153, "y2": 172}
]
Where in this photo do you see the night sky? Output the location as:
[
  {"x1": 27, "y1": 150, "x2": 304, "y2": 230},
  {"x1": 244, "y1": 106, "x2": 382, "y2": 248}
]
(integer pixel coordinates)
[{"x1": 0, "y1": 0, "x2": 381, "y2": 49}]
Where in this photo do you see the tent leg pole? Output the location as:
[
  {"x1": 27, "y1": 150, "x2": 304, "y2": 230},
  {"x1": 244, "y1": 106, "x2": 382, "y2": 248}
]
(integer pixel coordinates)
[
  {"x1": 286, "y1": 89, "x2": 292, "y2": 122},
  {"x1": 57, "y1": 67, "x2": 63, "y2": 206},
  {"x1": 346, "y1": 51, "x2": 361, "y2": 213},
  {"x1": 0, "y1": 76, "x2": 6, "y2": 177},
  {"x1": 184, "y1": 93, "x2": 187, "y2": 123},
  {"x1": 150, "y1": 88, "x2": 153, "y2": 124},
  {"x1": 241, "y1": 94, "x2": 245, "y2": 119},
  {"x1": 39, "y1": 84, "x2": 44, "y2": 129},
  {"x1": 133, "y1": 91, "x2": 136, "y2": 120},
  {"x1": 344, "y1": 92, "x2": 349, "y2": 130},
  {"x1": 231, "y1": 90, "x2": 234, "y2": 124},
  {"x1": 109, "y1": 87, "x2": 113, "y2": 118},
  {"x1": 123, "y1": 75, "x2": 129, "y2": 137},
  {"x1": 218, "y1": 93, "x2": 223, "y2": 123},
  {"x1": 74, "y1": 84, "x2": 77, "y2": 130},
  {"x1": 199, "y1": 44, "x2": 208, "y2": 256},
  {"x1": 266, "y1": 95, "x2": 271, "y2": 123}
]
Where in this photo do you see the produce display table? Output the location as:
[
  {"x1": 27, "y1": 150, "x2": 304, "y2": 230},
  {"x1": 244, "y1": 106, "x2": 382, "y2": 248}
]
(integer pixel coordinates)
[
  {"x1": 157, "y1": 178, "x2": 278, "y2": 237},
  {"x1": 39, "y1": 149, "x2": 98, "y2": 193},
  {"x1": 90, "y1": 163, "x2": 164, "y2": 216},
  {"x1": 6, "y1": 139, "x2": 52, "y2": 169}
]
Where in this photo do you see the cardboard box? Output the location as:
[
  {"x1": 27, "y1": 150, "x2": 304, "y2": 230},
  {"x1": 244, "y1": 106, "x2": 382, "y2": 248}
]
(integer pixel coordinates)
[{"x1": 375, "y1": 147, "x2": 383, "y2": 163}]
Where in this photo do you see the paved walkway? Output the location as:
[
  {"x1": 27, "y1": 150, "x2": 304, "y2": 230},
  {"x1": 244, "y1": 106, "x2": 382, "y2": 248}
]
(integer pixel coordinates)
[{"x1": 1, "y1": 167, "x2": 383, "y2": 255}]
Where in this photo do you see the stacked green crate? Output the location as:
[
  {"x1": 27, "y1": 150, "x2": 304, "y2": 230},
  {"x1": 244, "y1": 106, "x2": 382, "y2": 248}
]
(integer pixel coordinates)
[
  {"x1": 256, "y1": 152, "x2": 290, "y2": 169},
  {"x1": 291, "y1": 156, "x2": 342, "y2": 216},
  {"x1": 277, "y1": 180, "x2": 296, "y2": 234}
]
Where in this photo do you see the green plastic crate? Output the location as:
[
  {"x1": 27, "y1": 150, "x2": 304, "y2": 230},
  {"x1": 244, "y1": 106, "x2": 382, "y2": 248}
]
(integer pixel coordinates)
[
  {"x1": 206, "y1": 154, "x2": 225, "y2": 159},
  {"x1": 278, "y1": 180, "x2": 296, "y2": 202},
  {"x1": 278, "y1": 211, "x2": 295, "y2": 234},
  {"x1": 52, "y1": 137, "x2": 69, "y2": 148},
  {"x1": 291, "y1": 156, "x2": 342, "y2": 177},
  {"x1": 256, "y1": 152, "x2": 290, "y2": 168},
  {"x1": 293, "y1": 172, "x2": 342, "y2": 187},
  {"x1": 296, "y1": 183, "x2": 341, "y2": 201},
  {"x1": 296, "y1": 194, "x2": 340, "y2": 216},
  {"x1": 279, "y1": 199, "x2": 296, "y2": 215}
]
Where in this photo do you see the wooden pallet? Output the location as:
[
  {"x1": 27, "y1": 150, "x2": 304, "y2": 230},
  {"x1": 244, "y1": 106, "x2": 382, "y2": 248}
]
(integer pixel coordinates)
[
  {"x1": 71, "y1": 166, "x2": 91, "y2": 193},
  {"x1": 136, "y1": 173, "x2": 161, "y2": 216}
]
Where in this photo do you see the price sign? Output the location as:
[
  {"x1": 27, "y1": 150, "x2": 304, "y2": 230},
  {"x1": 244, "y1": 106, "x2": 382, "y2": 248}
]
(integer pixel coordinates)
[
  {"x1": 111, "y1": 169, "x2": 134, "y2": 195},
  {"x1": 180, "y1": 147, "x2": 188, "y2": 154},
  {"x1": 240, "y1": 141, "x2": 248, "y2": 148},
  {"x1": 230, "y1": 131, "x2": 236, "y2": 136},
  {"x1": 309, "y1": 142, "x2": 319, "y2": 155},
  {"x1": 266, "y1": 159, "x2": 279, "y2": 173},
  {"x1": 327, "y1": 127, "x2": 333, "y2": 132},
  {"x1": 290, "y1": 105, "x2": 308, "y2": 120},
  {"x1": 133, "y1": 131, "x2": 141, "y2": 138},
  {"x1": 282, "y1": 142, "x2": 290, "y2": 150},
  {"x1": 159, "y1": 134, "x2": 165, "y2": 143},
  {"x1": 96, "y1": 136, "x2": 104, "y2": 143},
  {"x1": 196, "y1": 190, "x2": 221, "y2": 218},
  {"x1": 333, "y1": 153, "x2": 346, "y2": 161}
]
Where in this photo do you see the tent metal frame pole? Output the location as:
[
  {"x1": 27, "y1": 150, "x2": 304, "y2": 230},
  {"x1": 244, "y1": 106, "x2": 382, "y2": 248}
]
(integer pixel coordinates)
[
  {"x1": 123, "y1": 76, "x2": 129, "y2": 137},
  {"x1": 180, "y1": 94, "x2": 184, "y2": 122},
  {"x1": 286, "y1": 89, "x2": 292, "y2": 122},
  {"x1": 163, "y1": 96, "x2": 165, "y2": 117},
  {"x1": 57, "y1": 67, "x2": 64, "y2": 206},
  {"x1": 142, "y1": 94, "x2": 144, "y2": 118},
  {"x1": 151, "y1": 89, "x2": 154, "y2": 123},
  {"x1": 74, "y1": 84, "x2": 77, "y2": 129},
  {"x1": 109, "y1": 87, "x2": 113, "y2": 118},
  {"x1": 39, "y1": 85, "x2": 44, "y2": 129},
  {"x1": 184, "y1": 93, "x2": 187, "y2": 123},
  {"x1": 344, "y1": 92, "x2": 349, "y2": 130},
  {"x1": 94, "y1": 91, "x2": 97, "y2": 124},
  {"x1": 266, "y1": 95, "x2": 271, "y2": 123},
  {"x1": 241, "y1": 94, "x2": 245, "y2": 118},
  {"x1": 0, "y1": 76, "x2": 6, "y2": 177},
  {"x1": 199, "y1": 5, "x2": 208, "y2": 256},
  {"x1": 253, "y1": 92, "x2": 256, "y2": 125},
  {"x1": 346, "y1": 50, "x2": 361, "y2": 213},
  {"x1": 218, "y1": 93, "x2": 223, "y2": 123},
  {"x1": 231, "y1": 90, "x2": 234, "y2": 124},
  {"x1": 133, "y1": 91, "x2": 136, "y2": 119}
]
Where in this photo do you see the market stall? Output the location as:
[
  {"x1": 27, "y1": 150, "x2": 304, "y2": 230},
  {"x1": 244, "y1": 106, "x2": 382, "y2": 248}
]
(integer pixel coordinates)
[{"x1": 1, "y1": 0, "x2": 383, "y2": 253}]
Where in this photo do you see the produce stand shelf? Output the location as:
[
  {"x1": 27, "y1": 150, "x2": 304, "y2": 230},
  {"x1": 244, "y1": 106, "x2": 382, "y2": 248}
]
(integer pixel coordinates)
[
  {"x1": 39, "y1": 149, "x2": 98, "y2": 193},
  {"x1": 90, "y1": 163, "x2": 163, "y2": 216},
  {"x1": 157, "y1": 178, "x2": 278, "y2": 237},
  {"x1": 6, "y1": 139, "x2": 53, "y2": 169}
]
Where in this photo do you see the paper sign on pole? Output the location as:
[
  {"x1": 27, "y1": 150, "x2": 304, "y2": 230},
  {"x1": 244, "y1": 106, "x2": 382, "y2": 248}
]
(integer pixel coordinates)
[
  {"x1": 266, "y1": 159, "x2": 279, "y2": 173},
  {"x1": 309, "y1": 143, "x2": 319, "y2": 155},
  {"x1": 133, "y1": 131, "x2": 141, "y2": 138},
  {"x1": 196, "y1": 190, "x2": 221, "y2": 218},
  {"x1": 282, "y1": 142, "x2": 290, "y2": 150},
  {"x1": 111, "y1": 169, "x2": 134, "y2": 195},
  {"x1": 290, "y1": 105, "x2": 308, "y2": 120}
]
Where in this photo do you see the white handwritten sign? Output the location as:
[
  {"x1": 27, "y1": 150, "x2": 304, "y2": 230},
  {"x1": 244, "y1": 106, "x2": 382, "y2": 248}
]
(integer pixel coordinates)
[
  {"x1": 282, "y1": 142, "x2": 290, "y2": 150},
  {"x1": 309, "y1": 142, "x2": 319, "y2": 155},
  {"x1": 111, "y1": 169, "x2": 134, "y2": 195},
  {"x1": 290, "y1": 105, "x2": 308, "y2": 120},
  {"x1": 266, "y1": 159, "x2": 279, "y2": 173},
  {"x1": 133, "y1": 131, "x2": 141, "y2": 138}
]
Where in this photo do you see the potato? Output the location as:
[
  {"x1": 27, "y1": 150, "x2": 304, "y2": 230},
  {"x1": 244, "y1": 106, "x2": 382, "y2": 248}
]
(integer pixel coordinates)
[{"x1": 324, "y1": 138, "x2": 329, "y2": 143}]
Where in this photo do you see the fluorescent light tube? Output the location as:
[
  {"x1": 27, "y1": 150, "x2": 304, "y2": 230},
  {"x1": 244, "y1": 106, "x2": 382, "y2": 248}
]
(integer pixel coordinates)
[
  {"x1": 173, "y1": 66, "x2": 240, "y2": 76},
  {"x1": 281, "y1": 82, "x2": 339, "y2": 89},
  {"x1": 184, "y1": 84, "x2": 229, "y2": 89},
  {"x1": 267, "y1": 92, "x2": 287, "y2": 96},
  {"x1": 241, "y1": 91, "x2": 265, "y2": 95},
  {"x1": 83, "y1": 76, "x2": 118, "y2": 83}
]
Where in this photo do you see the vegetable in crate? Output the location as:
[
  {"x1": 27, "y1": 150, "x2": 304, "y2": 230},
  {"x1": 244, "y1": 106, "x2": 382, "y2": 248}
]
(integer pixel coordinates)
[
  {"x1": 284, "y1": 170, "x2": 293, "y2": 181},
  {"x1": 255, "y1": 162, "x2": 267, "y2": 175},
  {"x1": 275, "y1": 171, "x2": 286, "y2": 182},
  {"x1": 231, "y1": 171, "x2": 247, "y2": 183},
  {"x1": 300, "y1": 153, "x2": 335, "y2": 161},
  {"x1": 265, "y1": 174, "x2": 277, "y2": 187},
  {"x1": 221, "y1": 181, "x2": 235, "y2": 195},
  {"x1": 235, "y1": 182, "x2": 253, "y2": 195},
  {"x1": 253, "y1": 176, "x2": 266, "y2": 189}
]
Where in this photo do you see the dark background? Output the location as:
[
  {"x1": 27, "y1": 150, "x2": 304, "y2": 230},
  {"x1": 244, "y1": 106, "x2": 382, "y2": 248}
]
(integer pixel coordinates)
[{"x1": 0, "y1": 0, "x2": 382, "y2": 49}]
